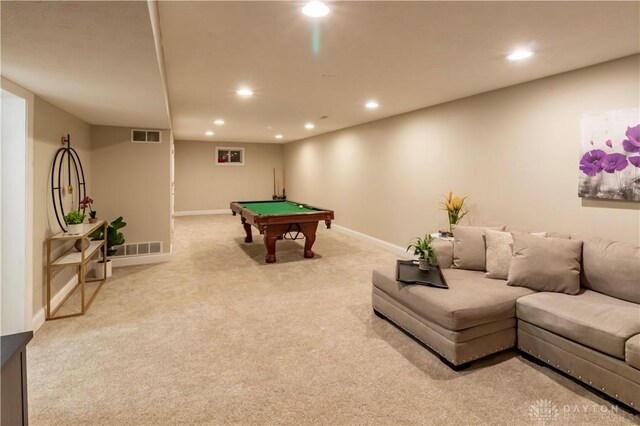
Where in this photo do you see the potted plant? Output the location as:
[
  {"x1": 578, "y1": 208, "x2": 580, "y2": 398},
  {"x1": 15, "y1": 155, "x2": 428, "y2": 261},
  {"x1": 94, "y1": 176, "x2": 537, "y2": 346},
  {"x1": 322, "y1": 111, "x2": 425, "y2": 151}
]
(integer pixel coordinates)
[
  {"x1": 407, "y1": 234, "x2": 436, "y2": 271},
  {"x1": 79, "y1": 196, "x2": 98, "y2": 223},
  {"x1": 90, "y1": 216, "x2": 126, "y2": 279},
  {"x1": 64, "y1": 211, "x2": 85, "y2": 235},
  {"x1": 440, "y1": 191, "x2": 469, "y2": 236}
]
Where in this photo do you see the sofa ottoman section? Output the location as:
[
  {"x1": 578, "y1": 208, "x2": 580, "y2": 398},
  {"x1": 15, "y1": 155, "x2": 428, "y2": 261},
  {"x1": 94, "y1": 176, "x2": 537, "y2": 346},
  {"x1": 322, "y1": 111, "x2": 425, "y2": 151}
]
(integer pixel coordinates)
[{"x1": 371, "y1": 265, "x2": 534, "y2": 367}]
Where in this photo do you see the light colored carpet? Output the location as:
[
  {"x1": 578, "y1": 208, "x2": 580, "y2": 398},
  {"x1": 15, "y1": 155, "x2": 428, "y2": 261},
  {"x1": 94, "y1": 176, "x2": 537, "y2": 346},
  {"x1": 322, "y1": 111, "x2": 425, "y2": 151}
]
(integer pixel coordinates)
[{"x1": 27, "y1": 215, "x2": 639, "y2": 425}]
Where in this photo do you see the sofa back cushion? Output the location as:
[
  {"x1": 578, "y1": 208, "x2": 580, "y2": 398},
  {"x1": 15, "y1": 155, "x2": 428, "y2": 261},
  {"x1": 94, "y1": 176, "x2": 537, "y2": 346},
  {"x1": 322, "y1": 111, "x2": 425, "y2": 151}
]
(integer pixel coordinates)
[
  {"x1": 432, "y1": 239, "x2": 454, "y2": 269},
  {"x1": 507, "y1": 233, "x2": 583, "y2": 294},
  {"x1": 452, "y1": 225, "x2": 505, "y2": 271},
  {"x1": 485, "y1": 230, "x2": 547, "y2": 280},
  {"x1": 581, "y1": 237, "x2": 640, "y2": 303}
]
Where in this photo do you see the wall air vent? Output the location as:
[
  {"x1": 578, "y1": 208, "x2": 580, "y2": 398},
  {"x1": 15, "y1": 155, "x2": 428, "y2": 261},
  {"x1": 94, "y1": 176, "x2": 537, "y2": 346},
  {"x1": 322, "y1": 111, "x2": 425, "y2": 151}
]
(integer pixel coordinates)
[
  {"x1": 131, "y1": 129, "x2": 162, "y2": 143},
  {"x1": 110, "y1": 241, "x2": 163, "y2": 258}
]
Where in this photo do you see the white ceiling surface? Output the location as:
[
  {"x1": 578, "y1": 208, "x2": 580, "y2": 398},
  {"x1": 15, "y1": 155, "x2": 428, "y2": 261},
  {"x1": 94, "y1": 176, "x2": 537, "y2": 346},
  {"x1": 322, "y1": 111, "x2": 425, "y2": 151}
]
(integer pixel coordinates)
[
  {"x1": 1, "y1": 1, "x2": 170, "y2": 129},
  {"x1": 160, "y1": 1, "x2": 639, "y2": 143},
  {"x1": 1, "y1": 2, "x2": 638, "y2": 142}
]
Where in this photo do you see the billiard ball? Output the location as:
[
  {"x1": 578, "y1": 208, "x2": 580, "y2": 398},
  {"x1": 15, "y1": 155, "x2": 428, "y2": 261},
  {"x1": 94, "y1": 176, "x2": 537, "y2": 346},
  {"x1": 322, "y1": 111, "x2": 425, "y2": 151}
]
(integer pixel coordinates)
[{"x1": 298, "y1": 204, "x2": 304, "y2": 208}]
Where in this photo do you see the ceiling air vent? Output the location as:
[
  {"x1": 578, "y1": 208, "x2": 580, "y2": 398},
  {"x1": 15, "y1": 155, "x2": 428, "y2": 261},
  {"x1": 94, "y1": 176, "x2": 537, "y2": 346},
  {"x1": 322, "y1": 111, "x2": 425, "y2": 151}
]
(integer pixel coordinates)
[{"x1": 131, "y1": 129, "x2": 162, "y2": 144}]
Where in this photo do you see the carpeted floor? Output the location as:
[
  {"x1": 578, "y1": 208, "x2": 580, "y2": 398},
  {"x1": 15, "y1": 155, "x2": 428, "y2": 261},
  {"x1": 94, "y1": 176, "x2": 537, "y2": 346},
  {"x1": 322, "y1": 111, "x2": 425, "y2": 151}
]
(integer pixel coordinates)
[{"x1": 27, "y1": 215, "x2": 639, "y2": 425}]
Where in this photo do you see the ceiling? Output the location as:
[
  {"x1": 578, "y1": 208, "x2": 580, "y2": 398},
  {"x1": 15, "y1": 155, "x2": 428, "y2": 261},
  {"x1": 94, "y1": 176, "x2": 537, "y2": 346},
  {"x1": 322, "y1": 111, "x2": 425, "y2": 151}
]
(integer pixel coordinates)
[
  {"x1": 1, "y1": 1, "x2": 639, "y2": 142},
  {"x1": 1, "y1": 1, "x2": 170, "y2": 129}
]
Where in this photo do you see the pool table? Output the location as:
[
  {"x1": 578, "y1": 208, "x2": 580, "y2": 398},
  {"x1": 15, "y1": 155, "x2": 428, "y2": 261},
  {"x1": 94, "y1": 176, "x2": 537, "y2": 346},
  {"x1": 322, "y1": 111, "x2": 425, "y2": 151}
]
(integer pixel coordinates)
[{"x1": 230, "y1": 200, "x2": 334, "y2": 263}]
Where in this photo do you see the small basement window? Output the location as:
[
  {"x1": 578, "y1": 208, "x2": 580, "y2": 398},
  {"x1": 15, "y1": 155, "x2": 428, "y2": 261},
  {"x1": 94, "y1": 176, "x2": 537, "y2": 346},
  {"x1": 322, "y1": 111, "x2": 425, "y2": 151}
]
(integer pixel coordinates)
[
  {"x1": 216, "y1": 147, "x2": 245, "y2": 166},
  {"x1": 131, "y1": 129, "x2": 162, "y2": 143}
]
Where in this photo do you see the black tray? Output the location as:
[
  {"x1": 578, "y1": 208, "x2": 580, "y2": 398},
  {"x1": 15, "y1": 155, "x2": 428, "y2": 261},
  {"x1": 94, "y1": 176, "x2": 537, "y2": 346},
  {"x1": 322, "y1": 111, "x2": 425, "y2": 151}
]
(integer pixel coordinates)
[{"x1": 396, "y1": 260, "x2": 449, "y2": 289}]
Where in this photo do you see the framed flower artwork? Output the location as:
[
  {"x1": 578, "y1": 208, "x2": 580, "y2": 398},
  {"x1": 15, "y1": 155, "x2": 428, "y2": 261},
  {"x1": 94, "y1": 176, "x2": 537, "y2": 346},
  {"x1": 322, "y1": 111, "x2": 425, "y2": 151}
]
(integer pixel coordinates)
[{"x1": 579, "y1": 109, "x2": 640, "y2": 201}]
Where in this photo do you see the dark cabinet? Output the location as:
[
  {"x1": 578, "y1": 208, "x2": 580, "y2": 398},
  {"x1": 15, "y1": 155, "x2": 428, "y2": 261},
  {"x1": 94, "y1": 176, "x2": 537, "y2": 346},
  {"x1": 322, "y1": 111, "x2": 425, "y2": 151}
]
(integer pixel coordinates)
[{"x1": 1, "y1": 332, "x2": 32, "y2": 426}]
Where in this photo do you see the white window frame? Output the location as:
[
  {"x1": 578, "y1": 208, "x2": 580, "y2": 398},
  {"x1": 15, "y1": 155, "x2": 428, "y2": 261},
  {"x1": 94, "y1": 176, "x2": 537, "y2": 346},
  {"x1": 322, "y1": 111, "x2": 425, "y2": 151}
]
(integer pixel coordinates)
[{"x1": 215, "y1": 147, "x2": 245, "y2": 166}]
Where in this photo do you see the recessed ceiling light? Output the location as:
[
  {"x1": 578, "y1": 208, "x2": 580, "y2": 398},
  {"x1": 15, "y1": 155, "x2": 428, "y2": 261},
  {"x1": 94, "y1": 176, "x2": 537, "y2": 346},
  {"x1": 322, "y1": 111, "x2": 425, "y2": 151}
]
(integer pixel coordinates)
[
  {"x1": 507, "y1": 49, "x2": 534, "y2": 61},
  {"x1": 302, "y1": 1, "x2": 330, "y2": 17},
  {"x1": 305, "y1": 123, "x2": 315, "y2": 129},
  {"x1": 205, "y1": 131, "x2": 214, "y2": 136},
  {"x1": 365, "y1": 100, "x2": 379, "y2": 109},
  {"x1": 236, "y1": 87, "x2": 253, "y2": 97},
  {"x1": 275, "y1": 134, "x2": 283, "y2": 139},
  {"x1": 214, "y1": 119, "x2": 225, "y2": 125}
]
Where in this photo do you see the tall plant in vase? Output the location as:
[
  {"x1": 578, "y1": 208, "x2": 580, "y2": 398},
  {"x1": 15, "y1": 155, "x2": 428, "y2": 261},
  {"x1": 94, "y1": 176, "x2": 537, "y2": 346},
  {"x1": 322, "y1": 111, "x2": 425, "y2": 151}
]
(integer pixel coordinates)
[{"x1": 440, "y1": 191, "x2": 469, "y2": 235}]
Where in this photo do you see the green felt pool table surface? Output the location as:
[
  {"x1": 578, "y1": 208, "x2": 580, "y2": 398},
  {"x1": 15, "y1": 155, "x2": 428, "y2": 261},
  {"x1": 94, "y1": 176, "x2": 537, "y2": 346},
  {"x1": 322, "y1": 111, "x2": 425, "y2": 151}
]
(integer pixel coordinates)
[{"x1": 238, "y1": 201, "x2": 320, "y2": 215}]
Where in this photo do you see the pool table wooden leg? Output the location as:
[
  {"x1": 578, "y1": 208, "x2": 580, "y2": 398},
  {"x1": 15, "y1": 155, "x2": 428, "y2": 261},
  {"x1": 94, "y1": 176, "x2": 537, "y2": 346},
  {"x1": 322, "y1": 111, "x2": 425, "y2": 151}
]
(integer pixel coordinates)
[
  {"x1": 300, "y1": 222, "x2": 319, "y2": 258},
  {"x1": 264, "y1": 234, "x2": 278, "y2": 263},
  {"x1": 241, "y1": 218, "x2": 253, "y2": 243}
]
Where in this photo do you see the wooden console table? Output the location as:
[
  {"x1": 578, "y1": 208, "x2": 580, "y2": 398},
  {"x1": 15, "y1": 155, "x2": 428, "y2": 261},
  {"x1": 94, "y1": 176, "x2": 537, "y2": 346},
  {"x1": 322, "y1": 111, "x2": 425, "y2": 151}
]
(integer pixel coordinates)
[{"x1": 46, "y1": 220, "x2": 108, "y2": 320}]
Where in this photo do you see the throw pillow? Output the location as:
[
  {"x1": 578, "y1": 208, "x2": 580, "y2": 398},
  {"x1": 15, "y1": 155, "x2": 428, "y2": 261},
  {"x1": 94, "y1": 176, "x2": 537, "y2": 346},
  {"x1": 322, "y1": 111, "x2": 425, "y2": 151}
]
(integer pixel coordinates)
[
  {"x1": 452, "y1": 225, "x2": 505, "y2": 271},
  {"x1": 507, "y1": 233, "x2": 583, "y2": 294},
  {"x1": 485, "y1": 230, "x2": 547, "y2": 280}
]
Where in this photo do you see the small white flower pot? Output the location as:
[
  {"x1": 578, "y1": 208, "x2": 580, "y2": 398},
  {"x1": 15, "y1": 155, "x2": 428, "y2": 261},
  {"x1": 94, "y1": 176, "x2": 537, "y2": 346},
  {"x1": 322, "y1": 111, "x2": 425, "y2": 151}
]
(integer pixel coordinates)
[
  {"x1": 418, "y1": 258, "x2": 430, "y2": 271},
  {"x1": 94, "y1": 260, "x2": 112, "y2": 280},
  {"x1": 66, "y1": 223, "x2": 84, "y2": 235}
]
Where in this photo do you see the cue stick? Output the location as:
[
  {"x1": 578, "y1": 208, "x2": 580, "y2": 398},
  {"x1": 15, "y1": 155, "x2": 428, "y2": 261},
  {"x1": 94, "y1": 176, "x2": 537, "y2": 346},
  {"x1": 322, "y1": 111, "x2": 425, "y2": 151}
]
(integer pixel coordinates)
[{"x1": 273, "y1": 168, "x2": 276, "y2": 197}]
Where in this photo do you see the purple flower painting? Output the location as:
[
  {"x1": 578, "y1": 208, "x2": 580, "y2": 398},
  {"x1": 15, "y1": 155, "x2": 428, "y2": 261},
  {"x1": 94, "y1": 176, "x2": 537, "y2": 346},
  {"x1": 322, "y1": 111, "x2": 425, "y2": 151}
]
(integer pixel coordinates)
[
  {"x1": 579, "y1": 150, "x2": 605, "y2": 176},
  {"x1": 622, "y1": 125, "x2": 640, "y2": 153},
  {"x1": 579, "y1": 109, "x2": 640, "y2": 201},
  {"x1": 600, "y1": 153, "x2": 628, "y2": 173}
]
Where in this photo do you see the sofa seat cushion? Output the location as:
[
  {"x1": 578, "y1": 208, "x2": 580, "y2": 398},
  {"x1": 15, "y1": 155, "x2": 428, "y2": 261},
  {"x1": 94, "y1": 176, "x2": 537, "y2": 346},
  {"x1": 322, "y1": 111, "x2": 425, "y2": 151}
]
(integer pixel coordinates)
[
  {"x1": 627, "y1": 335, "x2": 640, "y2": 370},
  {"x1": 372, "y1": 266, "x2": 534, "y2": 331},
  {"x1": 517, "y1": 290, "x2": 640, "y2": 360}
]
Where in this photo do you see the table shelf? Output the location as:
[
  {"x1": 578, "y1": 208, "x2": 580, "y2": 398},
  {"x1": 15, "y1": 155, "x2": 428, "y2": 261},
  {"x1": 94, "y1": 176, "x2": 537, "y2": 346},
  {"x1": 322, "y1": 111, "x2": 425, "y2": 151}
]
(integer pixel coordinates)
[
  {"x1": 50, "y1": 221, "x2": 105, "y2": 240},
  {"x1": 51, "y1": 240, "x2": 104, "y2": 266},
  {"x1": 46, "y1": 220, "x2": 108, "y2": 320}
]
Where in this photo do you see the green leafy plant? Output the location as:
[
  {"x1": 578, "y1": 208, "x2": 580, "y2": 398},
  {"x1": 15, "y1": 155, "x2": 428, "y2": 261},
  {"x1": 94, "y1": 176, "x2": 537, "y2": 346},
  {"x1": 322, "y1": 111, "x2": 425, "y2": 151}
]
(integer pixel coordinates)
[
  {"x1": 64, "y1": 211, "x2": 85, "y2": 225},
  {"x1": 90, "y1": 216, "x2": 127, "y2": 256},
  {"x1": 407, "y1": 234, "x2": 437, "y2": 262}
]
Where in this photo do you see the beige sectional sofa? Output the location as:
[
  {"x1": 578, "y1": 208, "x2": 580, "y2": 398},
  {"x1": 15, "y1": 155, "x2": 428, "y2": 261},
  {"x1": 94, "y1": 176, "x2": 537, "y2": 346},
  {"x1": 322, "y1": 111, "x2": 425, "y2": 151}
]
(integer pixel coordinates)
[{"x1": 371, "y1": 228, "x2": 640, "y2": 409}]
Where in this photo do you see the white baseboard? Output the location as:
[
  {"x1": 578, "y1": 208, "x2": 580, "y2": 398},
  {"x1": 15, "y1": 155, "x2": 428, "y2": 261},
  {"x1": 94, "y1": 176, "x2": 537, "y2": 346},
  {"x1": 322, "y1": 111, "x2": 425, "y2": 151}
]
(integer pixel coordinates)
[
  {"x1": 332, "y1": 224, "x2": 409, "y2": 257},
  {"x1": 174, "y1": 209, "x2": 230, "y2": 217},
  {"x1": 32, "y1": 274, "x2": 79, "y2": 332},
  {"x1": 111, "y1": 252, "x2": 172, "y2": 267}
]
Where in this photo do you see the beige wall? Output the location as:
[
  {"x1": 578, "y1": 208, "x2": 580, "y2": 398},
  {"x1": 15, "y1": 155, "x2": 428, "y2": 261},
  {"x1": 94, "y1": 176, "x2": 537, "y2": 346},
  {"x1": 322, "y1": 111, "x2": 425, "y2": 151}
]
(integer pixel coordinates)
[
  {"x1": 91, "y1": 126, "x2": 172, "y2": 253},
  {"x1": 33, "y1": 96, "x2": 92, "y2": 315},
  {"x1": 284, "y1": 55, "x2": 640, "y2": 246},
  {"x1": 175, "y1": 141, "x2": 284, "y2": 211}
]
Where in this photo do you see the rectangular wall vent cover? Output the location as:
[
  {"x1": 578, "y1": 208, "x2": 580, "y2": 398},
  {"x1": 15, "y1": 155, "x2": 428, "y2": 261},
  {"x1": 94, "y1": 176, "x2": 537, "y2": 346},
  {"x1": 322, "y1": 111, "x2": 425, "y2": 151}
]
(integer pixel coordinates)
[
  {"x1": 131, "y1": 129, "x2": 162, "y2": 143},
  {"x1": 110, "y1": 241, "x2": 163, "y2": 258}
]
